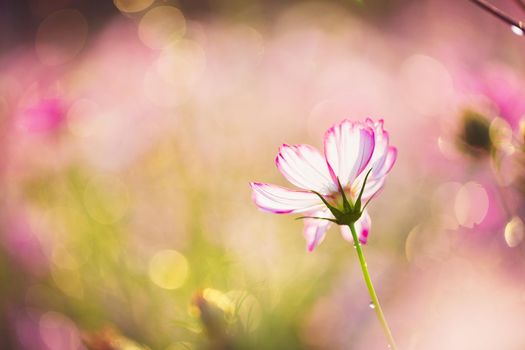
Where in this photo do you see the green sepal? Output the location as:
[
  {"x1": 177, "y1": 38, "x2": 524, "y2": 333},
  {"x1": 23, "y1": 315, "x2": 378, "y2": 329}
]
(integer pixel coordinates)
[
  {"x1": 295, "y1": 216, "x2": 338, "y2": 223},
  {"x1": 336, "y1": 177, "x2": 353, "y2": 212},
  {"x1": 354, "y1": 168, "x2": 373, "y2": 213},
  {"x1": 311, "y1": 190, "x2": 343, "y2": 220},
  {"x1": 306, "y1": 169, "x2": 373, "y2": 226}
]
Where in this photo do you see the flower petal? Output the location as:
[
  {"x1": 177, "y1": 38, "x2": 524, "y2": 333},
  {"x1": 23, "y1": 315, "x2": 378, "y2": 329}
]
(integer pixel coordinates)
[
  {"x1": 303, "y1": 209, "x2": 333, "y2": 251},
  {"x1": 250, "y1": 182, "x2": 324, "y2": 214},
  {"x1": 365, "y1": 119, "x2": 389, "y2": 173},
  {"x1": 352, "y1": 119, "x2": 397, "y2": 200},
  {"x1": 383, "y1": 146, "x2": 397, "y2": 174},
  {"x1": 324, "y1": 119, "x2": 375, "y2": 187},
  {"x1": 340, "y1": 210, "x2": 372, "y2": 244},
  {"x1": 276, "y1": 144, "x2": 336, "y2": 194},
  {"x1": 354, "y1": 210, "x2": 372, "y2": 244},
  {"x1": 357, "y1": 146, "x2": 397, "y2": 200}
]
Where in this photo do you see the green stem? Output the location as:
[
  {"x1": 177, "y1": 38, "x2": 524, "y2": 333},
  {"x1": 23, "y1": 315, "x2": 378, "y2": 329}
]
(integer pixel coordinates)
[{"x1": 348, "y1": 223, "x2": 398, "y2": 350}]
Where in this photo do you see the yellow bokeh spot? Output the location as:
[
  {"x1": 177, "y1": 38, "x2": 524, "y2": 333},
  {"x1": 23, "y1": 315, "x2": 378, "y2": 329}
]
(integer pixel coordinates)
[
  {"x1": 114, "y1": 0, "x2": 155, "y2": 13},
  {"x1": 143, "y1": 39, "x2": 206, "y2": 106},
  {"x1": 138, "y1": 6, "x2": 186, "y2": 49},
  {"x1": 149, "y1": 250, "x2": 189, "y2": 290},
  {"x1": 202, "y1": 288, "x2": 235, "y2": 317},
  {"x1": 156, "y1": 40, "x2": 206, "y2": 88},
  {"x1": 505, "y1": 216, "x2": 524, "y2": 248}
]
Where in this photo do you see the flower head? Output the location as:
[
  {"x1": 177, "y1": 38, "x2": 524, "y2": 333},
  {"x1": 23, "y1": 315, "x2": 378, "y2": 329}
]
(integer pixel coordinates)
[
  {"x1": 250, "y1": 118, "x2": 396, "y2": 251},
  {"x1": 456, "y1": 108, "x2": 493, "y2": 158}
]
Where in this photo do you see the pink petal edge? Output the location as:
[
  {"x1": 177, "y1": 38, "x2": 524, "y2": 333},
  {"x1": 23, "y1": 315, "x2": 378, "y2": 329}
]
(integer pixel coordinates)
[
  {"x1": 275, "y1": 143, "x2": 335, "y2": 194},
  {"x1": 323, "y1": 119, "x2": 376, "y2": 186},
  {"x1": 249, "y1": 182, "x2": 323, "y2": 214}
]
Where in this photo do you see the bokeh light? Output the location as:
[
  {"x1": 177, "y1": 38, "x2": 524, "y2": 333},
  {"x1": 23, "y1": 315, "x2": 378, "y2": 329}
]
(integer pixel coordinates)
[
  {"x1": 148, "y1": 250, "x2": 189, "y2": 290},
  {"x1": 114, "y1": 0, "x2": 155, "y2": 13},
  {"x1": 138, "y1": 6, "x2": 186, "y2": 49},
  {"x1": 454, "y1": 182, "x2": 489, "y2": 228},
  {"x1": 505, "y1": 216, "x2": 524, "y2": 247},
  {"x1": 35, "y1": 9, "x2": 88, "y2": 65},
  {"x1": 39, "y1": 312, "x2": 82, "y2": 350}
]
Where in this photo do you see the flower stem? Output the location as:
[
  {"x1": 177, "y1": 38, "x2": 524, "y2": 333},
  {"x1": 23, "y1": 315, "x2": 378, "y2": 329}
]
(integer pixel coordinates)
[{"x1": 348, "y1": 223, "x2": 398, "y2": 350}]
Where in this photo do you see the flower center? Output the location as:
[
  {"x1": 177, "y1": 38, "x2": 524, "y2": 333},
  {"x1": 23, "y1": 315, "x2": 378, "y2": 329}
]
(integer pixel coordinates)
[{"x1": 328, "y1": 185, "x2": 357, "y2": 211}]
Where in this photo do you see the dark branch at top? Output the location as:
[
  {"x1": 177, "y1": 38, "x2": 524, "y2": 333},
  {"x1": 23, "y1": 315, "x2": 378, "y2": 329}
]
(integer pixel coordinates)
[{"x1": 468, "y1": 0, "x2": 524, "y2": 32}]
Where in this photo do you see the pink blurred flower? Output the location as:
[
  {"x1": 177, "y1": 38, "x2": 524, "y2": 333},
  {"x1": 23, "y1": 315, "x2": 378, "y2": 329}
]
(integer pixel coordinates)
[
  {"x1": 16, "y1": 98, "x2": 65, "y2": 133},
  {"x1": 454, "y1": 64, "x2": 525, "y2": 128},
  {"x1": 250, "y1": 118, "x2": 396, "y2": 251}
]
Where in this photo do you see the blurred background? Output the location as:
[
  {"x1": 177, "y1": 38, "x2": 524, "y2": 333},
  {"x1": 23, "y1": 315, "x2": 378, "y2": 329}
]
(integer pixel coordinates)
[{"x1": 2, "y1": 0, "x2": 525, "y2": 349}]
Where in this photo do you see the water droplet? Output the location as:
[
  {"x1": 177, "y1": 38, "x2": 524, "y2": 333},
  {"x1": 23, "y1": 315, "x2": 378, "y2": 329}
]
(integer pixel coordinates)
[
  {"x1": 369, "y1": 301, "x2": 375, "y2": 309},
  {"x1": 511, "y1": 25, "x2": 524, "y2": 36}
]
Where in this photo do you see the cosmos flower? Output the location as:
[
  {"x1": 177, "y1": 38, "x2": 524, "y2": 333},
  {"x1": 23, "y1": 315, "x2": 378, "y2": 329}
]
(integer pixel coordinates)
[{"x1": 250, "y1": 119, "x2": 396, "y2": 251}]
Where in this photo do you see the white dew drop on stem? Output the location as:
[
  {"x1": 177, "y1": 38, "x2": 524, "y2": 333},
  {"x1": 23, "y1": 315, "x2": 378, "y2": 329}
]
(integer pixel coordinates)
[{"x1": 511, "y1": 25, "x2": 524, "y2": 36}]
